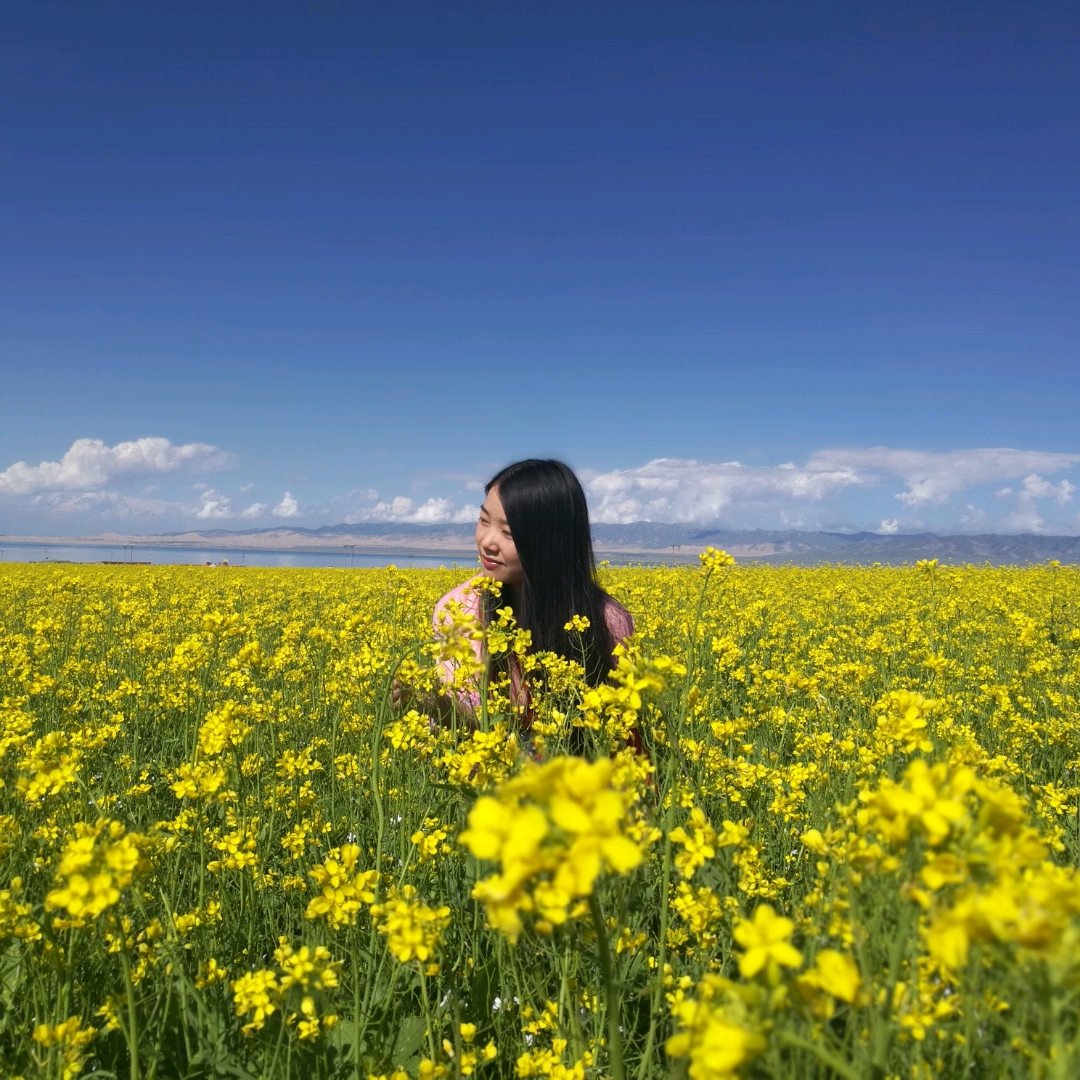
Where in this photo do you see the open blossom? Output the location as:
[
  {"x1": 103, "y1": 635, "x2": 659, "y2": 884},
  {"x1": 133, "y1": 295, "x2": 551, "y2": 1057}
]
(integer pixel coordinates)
[
  {"x1": 231, "y1": 969, "x2": 280, "y2": 1035},
  {"x1": 667, "y1": 1016, "x2": 761, "y2": 1080},
  {"x1": 411, "y1": 819, "x2": 452, "y2": 861},
  {"x1": 305, "y1": 843, "x2": 378, "y2": 928},
  {"x1": 921, "y1": 779, "x2": 1080, "y2": 971},
  {"x1": 670, "y1": 807, "x2": 717, "y2": 878},
  {"x1": 437, "y1": 722, "x2": 521, "y2": 789},
  {"x1": 231, "y1": 940, "x2": 340, "y2": 1037},
  {"x1": 275, "y1": 939, "x2": 340, "y2": 990},
  {"x1": 732, "y1": 904, "x2": 803, "y2": 981},
  {"x1": 670, "y1": 881, "x2": 725, "y2": 948},
  {"x1": 578, "y1": 651, "x2": 685, "y2": 740},
  {"x1": 0, "y1": 878, "x2": 41, "y2": 943},
  {"x1": 207, "y1": 821, "x2": 259, "y2": 873},
  {"x1": 872, "y1": 690, "x2": 940, "y2": 755},
  {"x1": 699, "y1": 547, "x2": 736, "y2": 571},
  {"x1": 197, "y1": 700, "x2": 253, "y2": 757},
  {"x1": 169, "y1": 759, "x2": 228, "y2": 800}
]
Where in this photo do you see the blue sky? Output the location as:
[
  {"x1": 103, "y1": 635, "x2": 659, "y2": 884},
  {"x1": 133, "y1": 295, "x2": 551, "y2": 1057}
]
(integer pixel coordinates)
[{"x1": 2, "y1": 1, "x2": 1079, "y2": 535}]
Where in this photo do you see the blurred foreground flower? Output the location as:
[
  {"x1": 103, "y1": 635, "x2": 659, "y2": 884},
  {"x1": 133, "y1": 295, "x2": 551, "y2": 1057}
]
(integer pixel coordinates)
[{"x1": 460, "y1": 755, "x2": 644, "y2": 941}]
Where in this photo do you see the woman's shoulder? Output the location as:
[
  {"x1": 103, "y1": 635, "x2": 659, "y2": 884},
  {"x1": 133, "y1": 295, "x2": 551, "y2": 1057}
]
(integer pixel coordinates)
[
  {"x1": 602, "y1": 594, "x2": 634, "y2": 641},
  {"x1": 433, "y1": 576, "x2": 484, "y2": 625}
]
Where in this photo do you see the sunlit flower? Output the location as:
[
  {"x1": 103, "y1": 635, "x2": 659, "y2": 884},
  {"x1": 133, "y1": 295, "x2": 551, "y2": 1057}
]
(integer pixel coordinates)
[{"x1": 732, "y1": 905, "x2": 802, "y2": 982}]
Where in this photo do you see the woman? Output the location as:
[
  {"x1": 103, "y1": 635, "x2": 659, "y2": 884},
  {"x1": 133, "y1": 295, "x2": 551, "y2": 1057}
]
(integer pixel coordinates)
[{"x1": 428, "y1": 459, "x2": 634, "y2": 719}]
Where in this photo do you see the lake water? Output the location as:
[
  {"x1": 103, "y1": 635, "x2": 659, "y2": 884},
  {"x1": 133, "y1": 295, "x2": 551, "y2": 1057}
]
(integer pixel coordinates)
[{"x1": 0, "y1": 542, "x2": 478, "y2": 570}]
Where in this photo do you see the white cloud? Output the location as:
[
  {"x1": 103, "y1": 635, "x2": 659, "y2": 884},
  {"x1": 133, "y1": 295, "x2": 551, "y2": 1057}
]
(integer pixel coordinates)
[
  {"x1": 960, "y1": 503, "x2": 991, "y2": 529},
  {"x1": 805, "y1": 448, "x2": 1080, "y2": 507},
  {"x1": 5, "y1": 439, "x2": 1076, "y2": 537},
  {"x1": 345, "y1": 496, "x2": 478, "y2": 525},
  {"x1": 195, "y1": 489, "x2": 233, "y2": 520},
  {"x1": 28, "y1": 490, "x2": 178, "y2": 517},
  {"x1": 992, "y1": 473, "x2": 1078, "y2": 534},
  {"x1": 1000, "y1": 503, "x2": 1048, "y2": 534},
  {"x1": 582, "y1": 449, "x2": 1080, "y2": 526},
  {"x1": 0, "y1": 437, "x2": 230, "y2": 496},
  {"x1": 583, "y1": 457, "x2": 868, "y2": 524},
  {"x1": 1019, "y1": 473, "x2": 1075, "y2": 505},
  {"x1": 272, "y1": 492, "x2": 300, "y2": 518}
]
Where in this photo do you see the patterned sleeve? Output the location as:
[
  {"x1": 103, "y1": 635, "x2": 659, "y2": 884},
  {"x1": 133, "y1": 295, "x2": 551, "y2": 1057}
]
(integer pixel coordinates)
[
  {"x1": 603, "y1": 598, "x2": 635, "y2": 648},
  {"x1": 433, "y1": 580, "x2": 481, "y2": 631},
  {"x1": 432, "y1": 580, "x2": 483, "y2": 709}
]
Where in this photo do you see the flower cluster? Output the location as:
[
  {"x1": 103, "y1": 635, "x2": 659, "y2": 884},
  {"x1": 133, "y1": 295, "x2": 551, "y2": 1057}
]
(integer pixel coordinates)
[
  {"x1": 371, "y1": 884, "x2": 451, "y2": 968},
  {"x1": 305, "y1": 843, "x2": 379, "y2": 928},
  {"x1": 460, "y1": 756, "x2": 644, "y2": 941},
  {"x1": 231, "y1": 939, "x2": 340, "y2": 1038},
  {"x1": 577, "y1": 651, "x2": 685, "y2": 740},
  {"x1": 699, "y1": 547, "x2": 737, "y2": 572},
  {"x1": 16, "y1": 730, "x2": 82, "y2": 802},
  {"x1": 666, "y1": 976, "x2": 765, "y2": 1080},
  {"x1": 44, "y1": 819, "x2": 150, "y2": 928},
  {"x1": 0, "y1": 877, "x2": 41, "y2": 942},
  {"x1": 32, "y1": 1017, "x2": 96, "y2": 1080},
  {"x1": 6, "y1": 555, "x2": 1080, "y2": 1078}
]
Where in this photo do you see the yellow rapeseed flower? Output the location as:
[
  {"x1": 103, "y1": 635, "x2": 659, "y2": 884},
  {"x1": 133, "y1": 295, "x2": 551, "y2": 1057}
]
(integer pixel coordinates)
[{"x1": 732, "y1": 905, "x2": 802, "y2": 981}]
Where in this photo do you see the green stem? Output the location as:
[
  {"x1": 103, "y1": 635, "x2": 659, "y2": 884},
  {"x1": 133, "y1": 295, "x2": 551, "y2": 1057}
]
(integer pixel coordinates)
[
  {"x1": 775, "y1": 1031, "x2": 862, "y2": 1080},
  {"x1": 353, "y1": 938, "x2": 363, "y2": 1080},
  {"x1": 1049, "y1": 963, "x2": 1075, "y2": 1080},
  {"x1": 451, "y1": 979, "x2": 464, "y2": 1080},
  {"x1": 266, "y1": 1013, "x2": 288, "y2": 1080},
  {"x1": 419, "y1": 966, "x2": 438, "y2": 1062},
  {"x1": 636, "y1": 757, "x2": 677, "y2": 1080},
  {"x1": 371, "y1": 690, "x2": 388, "y2": 876},
  {"x1": 589, "y1": 891, "x2": 625, "y2": 1080},
  {"x1": 175, "y1": 969, "x2": 194, "y2": 1064},
  {"x1": 147, "y1": 974, "x2": 172, "y2": 1080},
  {"x1": 119, "y1": 944, "x2": 141, "y2": 1080},
  {"x1": 872, "y1": 897, "x2": 914, "y2": 1074}
]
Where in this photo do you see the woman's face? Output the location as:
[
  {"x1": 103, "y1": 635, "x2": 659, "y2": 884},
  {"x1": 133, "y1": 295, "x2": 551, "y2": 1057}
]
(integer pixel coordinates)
[{"x1": 475, "y1": 486, "x2": 523, "y2": 588}]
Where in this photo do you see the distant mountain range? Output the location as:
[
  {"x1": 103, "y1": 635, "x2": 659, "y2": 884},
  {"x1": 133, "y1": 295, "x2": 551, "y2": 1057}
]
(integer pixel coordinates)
[{"x1": 4, "y1": 522, "x2": 1080, "y2": 565}]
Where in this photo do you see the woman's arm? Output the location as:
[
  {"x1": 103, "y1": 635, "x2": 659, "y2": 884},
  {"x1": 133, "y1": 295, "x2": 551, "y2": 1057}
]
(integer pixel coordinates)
[
  {"x1": 603, "y1": 597, "x2": 635, "y2": 652},
  {"x1": 390, "y1": 580, "x2": 483, "y2": 722}
]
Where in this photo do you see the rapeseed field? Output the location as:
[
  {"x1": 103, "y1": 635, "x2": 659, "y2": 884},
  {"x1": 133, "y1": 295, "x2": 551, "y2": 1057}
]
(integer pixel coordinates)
[{"x1": 2, "y1": 556, "x2": 1080, "y2": 1080}]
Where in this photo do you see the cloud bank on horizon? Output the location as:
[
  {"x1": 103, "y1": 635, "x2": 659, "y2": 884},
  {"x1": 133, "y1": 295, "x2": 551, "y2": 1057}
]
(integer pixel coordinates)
[
  {"x1": 0, "y1": 438, "x2": 231, "y2": 497},
  {"x1": 581, "y1": 449, "x2": 1080, "y2": 533},
  {"x1": 1, "y1": 437, "x2": 1079, "y2": 536}
]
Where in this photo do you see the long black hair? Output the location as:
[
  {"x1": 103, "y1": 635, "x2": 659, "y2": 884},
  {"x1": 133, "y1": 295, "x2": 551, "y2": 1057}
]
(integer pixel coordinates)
[{"x1": 483, "y1": 459, "x2": 620, "y2": 686}]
